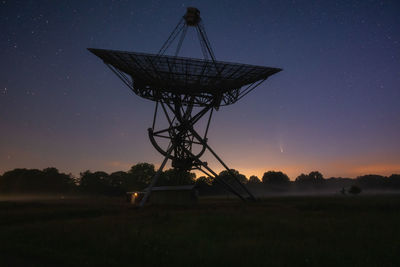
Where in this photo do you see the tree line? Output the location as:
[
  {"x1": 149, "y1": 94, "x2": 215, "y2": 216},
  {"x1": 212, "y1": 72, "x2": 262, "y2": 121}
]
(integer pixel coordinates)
[{"x1": 1, "y1": 163, "x2": 399, "y2": 195}]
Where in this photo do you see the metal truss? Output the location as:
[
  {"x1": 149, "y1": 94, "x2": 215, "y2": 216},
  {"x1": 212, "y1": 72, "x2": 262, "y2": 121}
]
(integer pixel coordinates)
[
  {"x1": 141, "y1": 95, "x2": 256, "y2": 206},
  {"x1": 88, "y1": 7, "x2": 282, "y2": 206},
  {"x1": 90, "y1": 51, "x2": 280, "y2": 108}
]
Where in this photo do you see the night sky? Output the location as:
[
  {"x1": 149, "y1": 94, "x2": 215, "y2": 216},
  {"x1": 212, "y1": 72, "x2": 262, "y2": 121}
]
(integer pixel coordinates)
[{"x1": 1, "y1": 0, "x2": 399, "y2": 179}]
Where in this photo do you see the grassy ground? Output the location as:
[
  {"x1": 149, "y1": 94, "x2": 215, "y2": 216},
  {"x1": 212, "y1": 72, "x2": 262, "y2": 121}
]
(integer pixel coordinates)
[{"x1": 0, "y1": 195, "x2": 399, "y2": 267}]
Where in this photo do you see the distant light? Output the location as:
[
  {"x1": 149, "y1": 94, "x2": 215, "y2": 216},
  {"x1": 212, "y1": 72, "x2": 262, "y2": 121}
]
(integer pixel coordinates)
[{"x1": 134, "y1": 193, "x2": 138, "y2": 197}]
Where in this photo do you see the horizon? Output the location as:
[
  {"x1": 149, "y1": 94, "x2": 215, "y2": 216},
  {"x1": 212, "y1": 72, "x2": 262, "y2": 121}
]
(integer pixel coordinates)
[{"x1": 1, "y1": 163, "x2": 399, "y2": 181}]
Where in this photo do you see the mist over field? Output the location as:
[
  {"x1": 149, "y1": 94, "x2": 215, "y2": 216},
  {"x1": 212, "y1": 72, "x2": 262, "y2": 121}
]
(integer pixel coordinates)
[{"x1": 1, "y1": 166, "x2": 400, "y2": 200}]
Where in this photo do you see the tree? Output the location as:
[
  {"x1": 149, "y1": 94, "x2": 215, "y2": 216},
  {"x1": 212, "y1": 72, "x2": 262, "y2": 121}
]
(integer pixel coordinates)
[
  {"x1": 262, "y1": 171, "x2": 289, "y2": 184},
  {"x1": 195, "y1": 176, "x2": 218, "y2": 195},
  {"x1": 295, "y1": 171, "x2": 324, "y2": 184},
  {"x1": 218, "y1": 169, "x2": 247, "y2": 185},
  {"x1": 356, "y1": 174, "x2": 386, "y2": 188},
  {"x1": 389, "y1": 174, "x2": 400, "y2": 189},
  {"x1": 308, "y1": 171, "x2": 324, "y2": 182},
  {"x1": 295, "y1": 173, "x2": 309, "y2": 183},
  {"x1": 248, "y1": 175, "x2": 261, "y2": 184},
  {"x1": 158, "y1": 169, "x2": 196, "y2": 186},
  {"x1": 195, "y1": 176, "x2": 213, "y2": 187},
  {"x1": 348, "y1": 185, "x2": 361, "y2": 195},
  {"x1": 127, "y1": 163, "x2": 156, "y2": 190},
  {"x1": 42, "y1": 167, "x2": 75, "y2": 192},
  {"x1": 108, "y1": 171, "x2": 130, "y2": 194},
  {"x1": 79, "y1": 171, "x2": 110, "y2": 194},
  {"x1": 0, "y1": 168, "x2": 75, "y2": 194}
]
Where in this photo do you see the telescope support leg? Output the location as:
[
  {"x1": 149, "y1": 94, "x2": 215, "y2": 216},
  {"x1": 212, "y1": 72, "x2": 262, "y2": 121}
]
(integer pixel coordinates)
[
  {"x1": 194, "y1": 163, "x2": 246, "y2": 201},
  {"x1": 139, "y1": 144, "x2": 175, "y2": 208},
  {"x1": 189, "y1": 128, "x2": 256, "y2": 201}
]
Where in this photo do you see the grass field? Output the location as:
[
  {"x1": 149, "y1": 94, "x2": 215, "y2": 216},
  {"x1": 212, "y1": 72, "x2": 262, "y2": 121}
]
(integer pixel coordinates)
[{"x1": 1, "y1": 195, "x2": 399, "y2": 267}]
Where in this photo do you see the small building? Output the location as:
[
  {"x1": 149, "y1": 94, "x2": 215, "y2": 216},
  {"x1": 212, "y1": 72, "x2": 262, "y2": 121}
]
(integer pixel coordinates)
[{"x1": 127, "y1": 185, "x2": 198, "y2": 205}]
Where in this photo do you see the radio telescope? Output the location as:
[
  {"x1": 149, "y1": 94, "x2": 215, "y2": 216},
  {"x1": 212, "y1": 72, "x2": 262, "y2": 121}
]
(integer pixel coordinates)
[{"x1": 89, "y1": 7, "x2": 281, "y2": 206}]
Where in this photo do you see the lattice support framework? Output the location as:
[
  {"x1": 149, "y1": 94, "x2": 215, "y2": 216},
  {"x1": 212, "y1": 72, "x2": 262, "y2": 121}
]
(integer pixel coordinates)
[{"x1": 88, "y1": 7, "x2": 282, "y2": 206}]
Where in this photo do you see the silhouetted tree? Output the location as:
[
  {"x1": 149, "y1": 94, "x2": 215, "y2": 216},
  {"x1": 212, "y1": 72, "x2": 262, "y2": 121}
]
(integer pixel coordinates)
[
  {"x1": 108, "y1": 171, "x2": 130, "y2": 194},
  {"x1": 295, "y1": 173, "x2": 308, "y2": 183},
  {"x1": 0, "y1": 168, "x2": 41, "y2": 193},
  {"x1": 195, "y1": 176, "x2": 219, "y2": 195},
  {"x1": 356, "y1": 174, "x2": 386, "y2": 188},
  {"x1": 42, "y1": 167, "x2": 75, "y2": 192},
  {"x1": 195, "y1": 176, "x2": 213, "y2": 186},
  {"x1": 308, "y1": 171, "x2": 324, "y2": 182},
  {"x1": 0, "y1": 168, "x2": 75, "y2": 193},
  {"x1": 248, "y1": 175, "x2": 261, "y2": 184},
  {"x1": 389, "y1": 174, "x2": 400, "y2": 188},
  {"x1": 348, "y1": 185, "x2": 362, "y2": 195},
  {"x1": 109, "y1": 171, "x2": 127, "y2": 187},
  {"x1": 218, "y1": 169, "x2": 247, "y2": 185},
  {"x1": 262, "y1": 171, "x2": 289, "y2": 184},
  {"x1": 79, "y1": 171, "x2": 110, "y2": 194},
  {"x1": 127, "y1": 163, "x2": 156, "y2": 190},
  {"x1": 295, "y1": 171, "x2": 324, "y2": 184},
  {"x1": 157, "y1": 169, "x2": 196, "y2": 186}
]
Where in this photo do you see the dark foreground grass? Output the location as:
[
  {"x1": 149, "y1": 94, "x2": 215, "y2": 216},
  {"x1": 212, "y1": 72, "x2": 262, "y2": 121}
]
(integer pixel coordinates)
[{"x1": 0, "y1": 195, "x2": 399, "y2": 267}]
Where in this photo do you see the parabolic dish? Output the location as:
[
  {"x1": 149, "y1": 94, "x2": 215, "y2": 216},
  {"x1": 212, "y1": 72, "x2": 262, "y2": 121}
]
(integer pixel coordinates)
[{"x1": 88, "y1": 48, "x2": 281, "y2": 106}]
